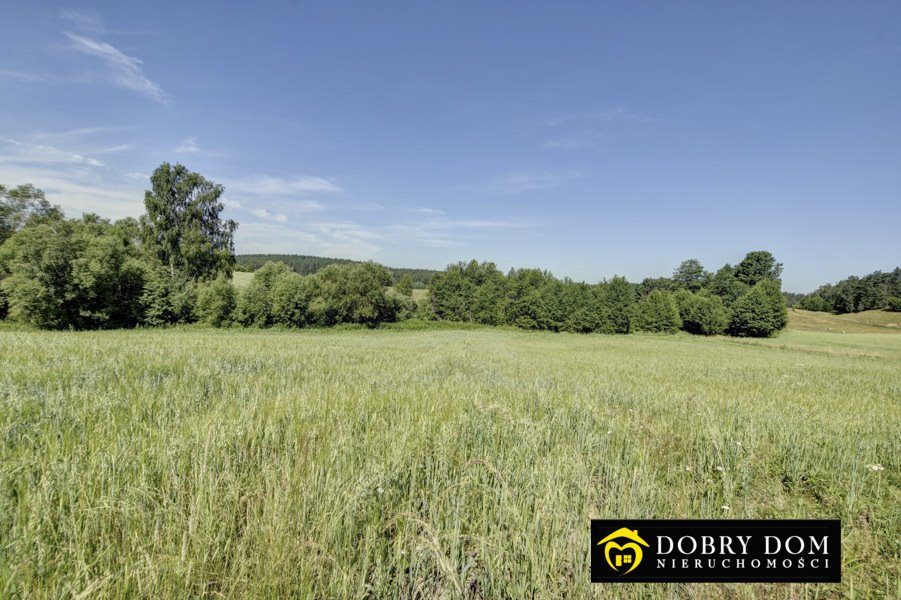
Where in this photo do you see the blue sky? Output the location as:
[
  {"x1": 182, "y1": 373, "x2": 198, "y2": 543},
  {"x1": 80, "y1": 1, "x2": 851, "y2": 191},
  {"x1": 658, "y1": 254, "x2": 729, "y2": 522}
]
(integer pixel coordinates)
[{"x1": 1, "y1": 2, "x2": 899, "y2": 292}]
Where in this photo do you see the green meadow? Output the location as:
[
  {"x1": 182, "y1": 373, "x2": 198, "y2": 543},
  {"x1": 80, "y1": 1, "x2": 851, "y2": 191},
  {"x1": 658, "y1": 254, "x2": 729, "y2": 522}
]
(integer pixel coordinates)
[{"x1": 1, "y1": 325, "x2": 899, "y2": 598}]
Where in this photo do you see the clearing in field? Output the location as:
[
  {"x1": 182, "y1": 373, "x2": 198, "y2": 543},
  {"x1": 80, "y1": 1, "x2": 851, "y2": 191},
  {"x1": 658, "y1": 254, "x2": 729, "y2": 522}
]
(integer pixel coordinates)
[{"x1": 1, "y1": 327, "x2": 899, "y2": 597}]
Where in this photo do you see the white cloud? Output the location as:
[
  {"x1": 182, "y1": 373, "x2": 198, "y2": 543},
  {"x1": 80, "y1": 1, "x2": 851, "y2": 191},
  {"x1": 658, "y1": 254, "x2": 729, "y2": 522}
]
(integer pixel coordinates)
[
  {"x1": 173, "y1": 137, "x2": 200, "y2": 154},
  {"x1": 226, "y1": 174, "x2": 342, "y2": 195},
  {"x1": 95, "y1": 144, "x2": 132, "y2": 154},
  {"x1": 251, "y1": 208, "x2": 288, "y2": 223},
  {"x1": 65, "y1": 32, "x2": 167, "y2": 102},
  {"x1": 0, "y1": 138, "x2": 104, "y2": 167},
  {"x1": 234, "y1": 221, "x2": 380, "y2": 260},
  {"x1": 546, "y1": 108, "x2": 628, "y2": 127},
  {"x1": 412, "y1": 207, "x2": 445, "y2": 215},
  {"x1": 543, "y1": 132, "x2": 602, "y2": 150},
  {"x1": 0, "y1": 163, "x2": 144, "y2": 219},
  {"x1": 59, "y1": 8, "x2": 106, "y2": 33},
  {"x1": 463, "y1": 170, "x2": 583, "y2": 195},
  {"x1": 543, "y1": 108, "x2": 654, "y2": 150}
]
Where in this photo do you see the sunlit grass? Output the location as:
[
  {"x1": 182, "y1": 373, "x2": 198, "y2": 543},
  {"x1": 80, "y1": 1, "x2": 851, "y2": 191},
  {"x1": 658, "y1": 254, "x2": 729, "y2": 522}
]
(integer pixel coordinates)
[{"x1": 1, "y1": 328, "x2": 899, "y2": 598}]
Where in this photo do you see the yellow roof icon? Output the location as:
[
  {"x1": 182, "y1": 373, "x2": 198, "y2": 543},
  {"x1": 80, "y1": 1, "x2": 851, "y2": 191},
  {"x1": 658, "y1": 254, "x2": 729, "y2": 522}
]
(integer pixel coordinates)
[{"x1": 598, "y1": 528, "x2": 649, "y2": 547}]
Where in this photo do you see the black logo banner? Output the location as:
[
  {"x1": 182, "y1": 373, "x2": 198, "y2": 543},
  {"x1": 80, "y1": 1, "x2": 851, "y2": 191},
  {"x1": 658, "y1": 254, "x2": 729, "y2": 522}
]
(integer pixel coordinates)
[{"x1": 591, "y1": 519, "x2": 840, "y2": 583}]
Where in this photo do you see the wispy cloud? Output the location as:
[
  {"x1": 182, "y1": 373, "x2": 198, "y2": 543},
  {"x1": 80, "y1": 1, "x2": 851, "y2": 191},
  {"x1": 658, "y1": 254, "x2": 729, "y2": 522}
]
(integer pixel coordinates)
[
  {"x1": 0, "y1": 163, "x2": 144, "y2": 219},
  {"x1": 235, "y1": 221, "x2": 380, "y2": 259},
  {"x1": 462, "y1": 170, "x2": 583, "y2": 195},
  {"x1": 31, "y1": 125, "x2": 139, "y2": 140},
  {"x1": 412, "y1": 207, "x2": 445, "y2": 215},
  {"x1": 251, "y1": 208, "x2": 288, "y2": 223},
  {"x1": 234, "y1": 211, "x2": 536, "y2": 258},
  {"x1": 546, "y1": 108, "x2": 630, "y2": 127},
  {"x1": 543, "y1": 132, "x2": 602, "y2": 150},
  {"x1": 0, "y1": 69, "x2": 50, "y2": 83},
  {"x1": 0, "y1": 138, "x2": 104, "y2": 167},
  {"x1": 64, "y1": 32, "x2": 167, "y2": 102},
  {"x1": 543, "y1": 108, "x2": 654, "y2": 150},
  {"x1": 94, "y1": 144, "x2": 132, "y2": 155},
  {"x1": 173, "y1": 137, "x2": 200, "y2": 154},
  {"x1": 226, "y1": 174, "x2": 342, "y2": 195},
  {"x1": 59, "y1": 8, "x2": 106, "y2": 33}
]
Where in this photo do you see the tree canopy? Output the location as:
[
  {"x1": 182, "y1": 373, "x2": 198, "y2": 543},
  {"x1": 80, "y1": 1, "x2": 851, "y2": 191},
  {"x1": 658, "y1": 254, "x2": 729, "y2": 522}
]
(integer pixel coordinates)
[{"x1": 141, "y1": 163, "x2": 237, "y2": 280}]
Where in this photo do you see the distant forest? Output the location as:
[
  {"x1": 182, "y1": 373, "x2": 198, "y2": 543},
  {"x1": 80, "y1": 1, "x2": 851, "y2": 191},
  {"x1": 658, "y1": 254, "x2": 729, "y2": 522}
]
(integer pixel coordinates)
[
  {"x1": 235, "y1": 254, "x2": 437, "y2": 288},
  {"x1": 785, "y1": 269, "x2": 901, "y2": 313}
]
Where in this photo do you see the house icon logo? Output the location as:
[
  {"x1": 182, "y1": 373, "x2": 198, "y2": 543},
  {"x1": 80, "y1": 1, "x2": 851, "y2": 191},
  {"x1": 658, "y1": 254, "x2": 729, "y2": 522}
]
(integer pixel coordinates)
[{"x1": 597, "y1": 528, "x2": 650, "y2": 575}]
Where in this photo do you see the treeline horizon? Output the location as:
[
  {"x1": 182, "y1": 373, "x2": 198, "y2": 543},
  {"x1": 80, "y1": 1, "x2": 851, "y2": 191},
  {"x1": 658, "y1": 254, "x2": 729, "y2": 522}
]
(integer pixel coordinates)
[
  {"x1": 0, "y1": 163, "x2": 894, "y2": 335},
  {"x1": 235, "y1": 254, "x2": 436, "y2": 288},
  {"x1": 785, "y1": 268, "x2": 901, "y2": 314},
  {"x1": 236, "y1": 252, "x2": 899, "y2": 303}
]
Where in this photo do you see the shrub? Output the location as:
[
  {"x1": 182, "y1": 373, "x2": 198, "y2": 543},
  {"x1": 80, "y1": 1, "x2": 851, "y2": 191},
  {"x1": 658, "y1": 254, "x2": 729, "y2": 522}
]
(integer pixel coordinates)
[
  {"x1": 307, "y1": 262, "x2": 399, "y2": 327},
  {"x1": 234, "y1": 261, "x2": 293, "y2": 327},
  {"x1": 797, "y1": 293, "x2": 831, "y2": 312},
  {"x1": 632, "y1": 290, "x2": 682, "y2": 333},
  {"x1": 728, "y1": 280, "x2": 787, "y2": 337},
  {"x1": 676, "y1": 292, "x2": 729, "y2": 335},
  {"x1": 270, "y1": 272, "x2": 313, "y2": 327},
  {"x1": 141, "y1": 266, "x2": 197, "y2": 327},
  {"x1": 195, "y1": 275, "x2": 237, "y2": 326}
]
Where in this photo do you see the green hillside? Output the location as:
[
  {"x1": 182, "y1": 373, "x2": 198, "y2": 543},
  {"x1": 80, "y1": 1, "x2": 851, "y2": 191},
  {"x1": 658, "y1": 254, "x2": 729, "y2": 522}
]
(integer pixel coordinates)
[{"x1": 787, "y1": 308, "x2": 901, "y2": 333}]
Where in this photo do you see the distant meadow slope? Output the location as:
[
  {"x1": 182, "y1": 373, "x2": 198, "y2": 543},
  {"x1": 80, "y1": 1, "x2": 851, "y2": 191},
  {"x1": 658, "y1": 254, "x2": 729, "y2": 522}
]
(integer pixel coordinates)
[{"x1": 1, "y1": 327, "x2": 898, "y2": 598}]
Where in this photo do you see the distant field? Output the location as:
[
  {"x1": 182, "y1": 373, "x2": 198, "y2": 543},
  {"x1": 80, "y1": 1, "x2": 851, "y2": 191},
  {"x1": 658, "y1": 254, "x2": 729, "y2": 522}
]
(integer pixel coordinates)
[
  {"x1": 2, "y1": 327, "x2": 898, "y2": 597},
  {"x1": 787, "y1": 308, "x2": 901, "y2": 334}
]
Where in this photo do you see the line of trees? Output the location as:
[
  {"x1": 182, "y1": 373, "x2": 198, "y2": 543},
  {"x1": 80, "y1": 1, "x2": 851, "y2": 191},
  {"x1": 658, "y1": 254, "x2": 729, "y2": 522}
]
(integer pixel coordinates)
[
  {"x1": 424, "y1": 252, "x2": 788, "y2": 337},
  {"x1": 0, "y1": 167, "x2": 413, "y2": 330},
  {"x1": 787, "y1": 269, "x2": 901, "y2": 313},
  {"x1": 0, "y1": 164, "x2": 238, "y2": 329},
  {"x1": 2, "y1": 165, "x2": 788, "y2": 336},
  {"x1": 235, "y1": 254, "x2": 437, "y2": 288}
]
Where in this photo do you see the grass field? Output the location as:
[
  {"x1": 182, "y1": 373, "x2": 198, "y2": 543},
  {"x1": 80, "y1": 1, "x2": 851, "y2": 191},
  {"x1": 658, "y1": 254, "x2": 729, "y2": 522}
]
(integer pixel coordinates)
[
  {"x1": 1, "y1": 327, "x2": 899, "y2": 598},
  {"x1": 788, "y1": 308, "x2": 901, "y2": 334}
]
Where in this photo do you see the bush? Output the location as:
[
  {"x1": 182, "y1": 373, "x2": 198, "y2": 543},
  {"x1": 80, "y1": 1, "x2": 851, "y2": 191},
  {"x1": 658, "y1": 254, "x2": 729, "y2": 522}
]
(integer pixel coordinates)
[
  {"x1": 307, "y1": 262, "x2": 399, "y2": 327},
  {"x1": 632, "y1": 290, "x2": 682, "y2": 333},
  {"x1": 195, "y1": 275, "x2": 237, "y2": 326},
  {"x1": 234, "y1": 261, "x2": 293, "y2": 327},
  {"x1": 797, "y1": 293, "x2": 830, "y2": 312},
  {"x1": 728, "y1": 280, "x2": 787, "y2": 337},
  {"x1": 887, "y1": 296, "x2": 901, "y2": 312},
  {"x1": 675, "y1": 291, "x2": 729, "y2": 335},
  {"x1": 270, "y1": 272, "x2": 313, "y2": 327},
  {"x1": 141, "y1": 266, "x2": 197, "y2": 327},
  {"x1": 0, "y1": 219, "x2": 148, "y2": 329}
]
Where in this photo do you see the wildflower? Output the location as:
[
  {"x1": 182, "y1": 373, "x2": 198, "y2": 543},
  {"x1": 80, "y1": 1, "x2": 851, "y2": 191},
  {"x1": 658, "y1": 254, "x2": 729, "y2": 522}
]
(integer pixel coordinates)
[
  {"x1": 865, "y1": 463, "x2": 884, "y2": 472},
  {"x1": 721, "y1": 505, "x2": 731, "y2": 511},
  {"x1": 684, "y1": 465, "x2": 692, "y2": 472},
  {"x1": 715, "y1": 466, "x2": 725, "y2": 472}
]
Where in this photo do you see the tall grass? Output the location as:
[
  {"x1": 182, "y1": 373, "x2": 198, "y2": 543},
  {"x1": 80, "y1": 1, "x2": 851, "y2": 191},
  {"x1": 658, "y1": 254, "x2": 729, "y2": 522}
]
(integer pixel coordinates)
[{"x1": 1, "y1": 328, "x2": 899, "y2": 598}]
